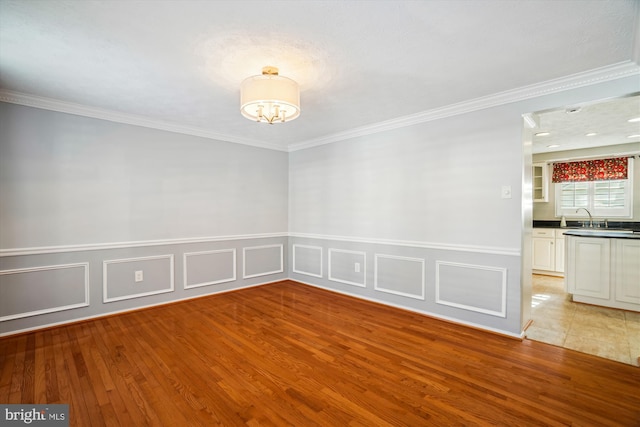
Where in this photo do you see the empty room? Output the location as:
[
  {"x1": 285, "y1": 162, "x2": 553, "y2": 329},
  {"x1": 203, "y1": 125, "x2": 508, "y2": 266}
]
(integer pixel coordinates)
[{"x1": 1, "y1": 1, "x2": 639, "y2": 425}]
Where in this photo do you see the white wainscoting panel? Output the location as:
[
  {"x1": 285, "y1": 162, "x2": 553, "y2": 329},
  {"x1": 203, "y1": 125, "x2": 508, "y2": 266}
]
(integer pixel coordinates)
[
  {"x1": 243, "y1": 244, "x2": 284, "y2": 279},
  {"x1": 0, "y1": 263, "x2": 89, "y2": 322},
  {"x1": 183, "y1": 249, "x2": 236, "y2": 289},
  {"x1": 374, "y1": 254, "x2": 425, "y2": 299},
  {"x1": 328, "y1": 248, "x2": 366, "y2": 287},
  {"x1": 292, "y1": 244, "x2": 323, "y2": 278},
  {"x1": 435, "y1": 261, "x2": 507, "y2": 317},
  {"x1": 103, "y1": 255, "x2": 174, "y2": 303}
]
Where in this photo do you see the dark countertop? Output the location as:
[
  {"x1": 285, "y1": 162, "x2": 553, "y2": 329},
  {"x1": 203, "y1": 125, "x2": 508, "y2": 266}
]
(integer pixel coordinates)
[
  {"x1": 562, "y1": 229, "x2": 640, "y2": 239},
  {"x1": 534, "y1": 220, "x2": 640, "y2": 232}
]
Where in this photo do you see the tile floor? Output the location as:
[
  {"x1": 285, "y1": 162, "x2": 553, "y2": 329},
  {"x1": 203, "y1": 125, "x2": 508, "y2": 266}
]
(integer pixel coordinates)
[{"x1": 526, "y1": 274, "x2": 640, "y2": 366}]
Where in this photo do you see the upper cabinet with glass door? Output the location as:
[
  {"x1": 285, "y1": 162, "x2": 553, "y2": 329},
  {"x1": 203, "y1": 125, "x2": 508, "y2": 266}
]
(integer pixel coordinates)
[{"x1": 533, "y1": 162, "x2": 549, "y2": 202}]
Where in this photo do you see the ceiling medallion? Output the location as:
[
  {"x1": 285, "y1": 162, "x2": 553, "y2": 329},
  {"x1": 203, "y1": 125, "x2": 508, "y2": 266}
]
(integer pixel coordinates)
[{"x1": 240, "y1": 66, "x2": 300, "y2": 124}]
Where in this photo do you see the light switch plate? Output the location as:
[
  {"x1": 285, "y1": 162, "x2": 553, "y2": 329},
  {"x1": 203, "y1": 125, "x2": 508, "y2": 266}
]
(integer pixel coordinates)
[{"x1": 501, "y1": 185, "x2": 512, "y2": 199}]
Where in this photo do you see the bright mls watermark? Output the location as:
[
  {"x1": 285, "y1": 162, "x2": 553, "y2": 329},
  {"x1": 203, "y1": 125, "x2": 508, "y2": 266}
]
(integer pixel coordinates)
[{"x1": 1, "y1": 405, "x2": 68, "y2": 426}]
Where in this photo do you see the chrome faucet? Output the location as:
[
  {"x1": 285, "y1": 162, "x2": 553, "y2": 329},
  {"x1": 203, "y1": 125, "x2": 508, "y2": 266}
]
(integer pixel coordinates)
[{"x1": 576, "y1": 208, "x2": 593, "y2": 228}]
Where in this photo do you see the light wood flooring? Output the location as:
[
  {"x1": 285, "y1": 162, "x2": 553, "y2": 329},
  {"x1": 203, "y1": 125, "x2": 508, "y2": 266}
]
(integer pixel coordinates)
[
  {"x1": 526, "y1": 274, "x2": 640, "y2": 366},
  {"x1": 1, "y1": 280, "x2": 639, "y2": 426}
]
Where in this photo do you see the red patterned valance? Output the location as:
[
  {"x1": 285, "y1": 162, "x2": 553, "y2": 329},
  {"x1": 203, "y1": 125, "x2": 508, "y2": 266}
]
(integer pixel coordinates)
[{"x1": 552, "y1": 157, "x2": 628, "y2": 183}]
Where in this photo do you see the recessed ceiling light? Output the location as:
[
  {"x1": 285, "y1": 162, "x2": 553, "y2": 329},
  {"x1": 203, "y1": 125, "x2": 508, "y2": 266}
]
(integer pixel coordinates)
[
  {"x1": 535, "y1": 132, "x2": 550, "y2": 137},
  {"x1": 628, "y1": 117, "x2": 640, "y2": 123},
  {"x1": 547, "y1": 144, "x2": 560, "y2": 148},
  {"x1": 627, "y1": 134, "x2": 640, "y2": 139},
  {"x1": 585, "y1": 132, "x2": 597, "y2": 136}
]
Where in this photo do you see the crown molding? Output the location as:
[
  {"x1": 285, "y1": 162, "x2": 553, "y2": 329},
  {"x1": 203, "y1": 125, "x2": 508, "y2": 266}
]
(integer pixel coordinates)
[
  {"x1": 1, "y1": 61, "x2": 638, "y2": 153},
  {"x1": 288, "y1": 61, "x2": 640, "y2": 152},
  {"x1": 0, "y1": 90, "x2": 288, "y2": 152}
]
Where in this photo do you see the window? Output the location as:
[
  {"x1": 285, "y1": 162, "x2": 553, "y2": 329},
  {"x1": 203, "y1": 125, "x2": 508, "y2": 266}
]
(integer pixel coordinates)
[{"x1": 555, "y1": 158, "x2": 633, "y2": 218}]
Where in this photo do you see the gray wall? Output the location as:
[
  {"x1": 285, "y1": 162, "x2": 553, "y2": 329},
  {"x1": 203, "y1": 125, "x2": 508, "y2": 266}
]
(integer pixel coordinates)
[
  {"x1": 0, "y1": 103, "x2": 288, "y2": 335},
  {"x1": 288, "y1": 76, "x2": 639, "y2": 336},
  {"x1": 533, "y1": 143, "x2": 640, "y2": 221},
  {"x1": 1, "y1": 75, "x2": 637, "y2": 337},
  {"x1": 0, "y1": 103, "x2": 288, "y2": 248},
  {"x1": 289, "y1": 107, "x2": 523, "y2": 249}
]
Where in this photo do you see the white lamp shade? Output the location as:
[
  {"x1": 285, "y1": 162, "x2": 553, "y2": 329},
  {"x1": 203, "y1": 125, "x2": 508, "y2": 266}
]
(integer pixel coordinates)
[{"x1": 240, "y1": 73, "x2": 300, "y2": 123}]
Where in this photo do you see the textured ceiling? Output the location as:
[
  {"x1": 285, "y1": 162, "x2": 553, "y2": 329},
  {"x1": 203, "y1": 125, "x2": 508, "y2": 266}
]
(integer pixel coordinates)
[
  {"x1": 0, "y1": 0, "x2": 638, "y2": 151},
  {"x1": 533, "y1": 94, "x2": 640, "y2": 154}
]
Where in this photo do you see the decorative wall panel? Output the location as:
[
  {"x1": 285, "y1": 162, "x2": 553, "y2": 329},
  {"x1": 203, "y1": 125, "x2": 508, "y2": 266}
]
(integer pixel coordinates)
[
  {"x1": 374, "y1": 254, "x2": 425, "y2": 299},
  {"x1": 0, "y1": 263, "x2": 89, "y2": 321},
  {"x1": 293, "y1": 245, "x2": 323, "y2": 278},
  {"x1": 103, "y1": 255, "x2": 174, "y2": 303},
  {"x1": 435, "y1": 261, "x2": 507, "y2": 317},
  {"x1": 184, "y1": 249, "x2": 236, "y2": 289},
  {"x1": 328, "y1": 249, "x2": 366, "y2": 287},
  {"x1": 243, "y1": 244, "x2": 284, "y2": 279}
]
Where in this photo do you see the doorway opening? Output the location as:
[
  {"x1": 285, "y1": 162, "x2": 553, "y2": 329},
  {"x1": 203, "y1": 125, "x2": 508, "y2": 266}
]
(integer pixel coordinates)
[{"x1": 522, "y1": 93, "x2": 640, "y2": 366}]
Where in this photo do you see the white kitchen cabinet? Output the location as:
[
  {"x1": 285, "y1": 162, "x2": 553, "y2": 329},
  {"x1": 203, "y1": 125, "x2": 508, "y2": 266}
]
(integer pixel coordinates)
[
  {"x1": 532, "y1": 163, "x2": 549, "y2": 202},
  {"x1": 566, "y1": 236, "x2": 610, "y2": 299},
  {"x1": 532, "y1": 236, "x2": 555, "y2": 271},
  {"x1": 532, "y1": 228, "x2": 565, "y2": 275},
  {"x1": 614, "y1": 239, "x2": 640, "y2": 305},
  {"x1": 565, "y1": 235, "x2": 639, "y2": 311}
]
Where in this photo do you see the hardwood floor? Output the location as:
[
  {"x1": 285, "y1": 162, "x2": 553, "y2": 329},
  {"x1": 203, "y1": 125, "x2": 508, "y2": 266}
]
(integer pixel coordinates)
[{"x1": 1, "y1": 280, "x2": 639, "y2": 426}]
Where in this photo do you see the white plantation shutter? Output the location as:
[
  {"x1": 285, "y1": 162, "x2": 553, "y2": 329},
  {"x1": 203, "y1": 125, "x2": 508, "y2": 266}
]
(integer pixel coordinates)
[
  {"x1": 555, "y1": 158, "x2": 633, "y2": 218},
  {"x1": 559, "y1": 182, "x2": 588, "y2": 209},
  {"x1": 594, "y1": 181, "x2": 626, "y2": 208}
]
